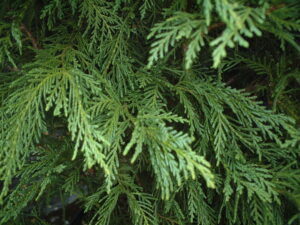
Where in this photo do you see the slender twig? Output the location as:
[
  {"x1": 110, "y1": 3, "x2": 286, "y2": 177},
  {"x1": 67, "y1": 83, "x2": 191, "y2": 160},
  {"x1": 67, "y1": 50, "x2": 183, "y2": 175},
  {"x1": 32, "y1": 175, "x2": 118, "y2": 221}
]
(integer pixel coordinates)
[
  {"x1": 208, "y1": 22, "x2": 225, "y2": 32},
  {"x1": 158, "y1": 214, "x2": 180, "y2": 225},
  {"x1": 267, "y1": 3, "x2": 286, "y2": 14},
  {"x1": 20, "y1": 24, "x2": 40, "y2": 49},
  {"x1": 226, "y1": 74, "x2": 240, "y2": 86}
]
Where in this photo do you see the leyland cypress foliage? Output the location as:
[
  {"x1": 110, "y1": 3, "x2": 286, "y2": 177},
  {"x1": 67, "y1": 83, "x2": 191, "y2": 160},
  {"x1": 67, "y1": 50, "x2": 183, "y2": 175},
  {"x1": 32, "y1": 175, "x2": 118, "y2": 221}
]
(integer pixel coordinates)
[{"x1": 0, "y1": 0, "x2": 300, "y2": 224}]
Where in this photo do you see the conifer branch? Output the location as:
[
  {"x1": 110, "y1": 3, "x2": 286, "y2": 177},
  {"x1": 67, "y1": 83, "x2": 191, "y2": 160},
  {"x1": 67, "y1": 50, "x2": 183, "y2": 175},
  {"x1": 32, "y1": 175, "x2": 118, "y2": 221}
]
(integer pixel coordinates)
[{"x1": 0, "y1": 1, "x2": 299, "y2": 224}]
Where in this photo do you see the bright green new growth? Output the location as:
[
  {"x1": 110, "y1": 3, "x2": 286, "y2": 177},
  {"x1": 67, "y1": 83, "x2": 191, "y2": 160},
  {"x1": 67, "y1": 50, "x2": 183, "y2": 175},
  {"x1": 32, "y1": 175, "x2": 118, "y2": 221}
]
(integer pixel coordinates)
[{"x1": 0, "y1": 0, "x2": 300, "y2": 224}]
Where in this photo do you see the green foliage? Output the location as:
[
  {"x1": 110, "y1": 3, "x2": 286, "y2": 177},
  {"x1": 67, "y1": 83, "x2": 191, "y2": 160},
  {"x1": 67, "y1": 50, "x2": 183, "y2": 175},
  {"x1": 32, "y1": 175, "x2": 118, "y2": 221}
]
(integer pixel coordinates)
[
  {"x1": 147, "y1": 12, "x2": 207, "y2": 69},
  {"x1": 0, "y1": 0, "x2": 300, "y2": 225}
]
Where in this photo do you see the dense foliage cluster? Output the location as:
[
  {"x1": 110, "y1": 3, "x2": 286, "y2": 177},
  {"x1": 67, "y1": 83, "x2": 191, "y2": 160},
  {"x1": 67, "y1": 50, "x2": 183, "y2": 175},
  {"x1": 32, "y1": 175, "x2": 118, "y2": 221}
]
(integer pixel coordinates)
[{"x1": 0, "y1": 0, "x2": 300, "y2": 224}]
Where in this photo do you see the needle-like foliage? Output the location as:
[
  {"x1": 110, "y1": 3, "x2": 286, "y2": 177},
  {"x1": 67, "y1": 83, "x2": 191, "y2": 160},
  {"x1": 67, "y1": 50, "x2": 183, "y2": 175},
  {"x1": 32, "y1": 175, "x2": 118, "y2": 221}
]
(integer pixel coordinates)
[{"x1": 0, "y1": 0, "x2": 299, "y2": 225}]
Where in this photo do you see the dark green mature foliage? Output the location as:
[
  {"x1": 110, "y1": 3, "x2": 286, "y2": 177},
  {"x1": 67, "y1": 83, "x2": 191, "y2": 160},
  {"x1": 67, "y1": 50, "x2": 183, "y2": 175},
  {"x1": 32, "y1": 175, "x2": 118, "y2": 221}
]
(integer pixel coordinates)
[{"x1": 0, "y1": 0, "x2": 300, "y2": 224}]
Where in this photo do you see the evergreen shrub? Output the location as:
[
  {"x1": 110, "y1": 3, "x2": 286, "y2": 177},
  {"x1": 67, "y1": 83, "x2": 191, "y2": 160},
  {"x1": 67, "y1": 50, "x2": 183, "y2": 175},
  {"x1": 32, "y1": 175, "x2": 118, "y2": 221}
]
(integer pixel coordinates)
[{"x1": 0, "y1": 0, "x2": 300, "y2": 224}]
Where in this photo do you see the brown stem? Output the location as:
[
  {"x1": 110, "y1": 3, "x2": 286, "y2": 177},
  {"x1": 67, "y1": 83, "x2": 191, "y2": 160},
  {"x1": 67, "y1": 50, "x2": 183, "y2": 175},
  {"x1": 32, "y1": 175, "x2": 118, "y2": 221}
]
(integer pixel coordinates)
[
  {"x1": 158, "y1": 214, "x2": 180, "y2": 225},
  {"x1": 226, "y1": 74, "x2": 240, "y2": 86},
  {"x1": 267, "y1": 3, "x2": 286, "y2": 14},
  {"x1": 208, "y1": 22, "x2": 225, "y2": 32},
  {"x1": 20, "y1": 24, "x2": 40, "y2": 49}
]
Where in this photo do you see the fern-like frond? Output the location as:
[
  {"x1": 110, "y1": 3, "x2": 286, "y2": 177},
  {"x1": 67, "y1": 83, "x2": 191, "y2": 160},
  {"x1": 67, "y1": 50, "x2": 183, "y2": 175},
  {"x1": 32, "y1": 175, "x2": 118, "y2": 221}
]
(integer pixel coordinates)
[{"x1": 147, "y1": 12, "x2": 207, "y2": 69}]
